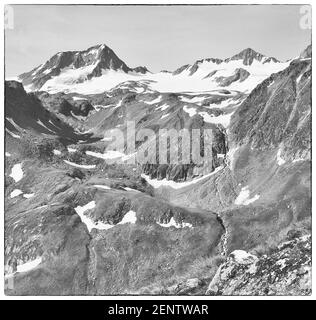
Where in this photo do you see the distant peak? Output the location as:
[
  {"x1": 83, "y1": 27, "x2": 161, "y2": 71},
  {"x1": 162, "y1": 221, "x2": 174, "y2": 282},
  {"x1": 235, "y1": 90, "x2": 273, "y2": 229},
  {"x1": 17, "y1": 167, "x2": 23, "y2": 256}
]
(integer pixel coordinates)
[
  {"x1": 133, "y1": 66, "x2": 150, "y2": 74},
  {"x1": 18, "y1": 43, "x2": 150, "y2": 89},
  {"x1": 227, "y1": 48, "x2": 279, "y2": 65},
  {"x1": 240, "y1": 47, "x2": 259, "y2": 54}
]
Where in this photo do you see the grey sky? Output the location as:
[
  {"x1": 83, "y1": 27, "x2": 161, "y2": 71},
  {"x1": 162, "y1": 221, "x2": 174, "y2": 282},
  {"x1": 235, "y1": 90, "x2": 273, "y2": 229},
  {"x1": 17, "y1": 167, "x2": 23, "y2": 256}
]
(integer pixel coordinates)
[{"x1": 5, "y1": 5, "x2": 311, "y2": 77}]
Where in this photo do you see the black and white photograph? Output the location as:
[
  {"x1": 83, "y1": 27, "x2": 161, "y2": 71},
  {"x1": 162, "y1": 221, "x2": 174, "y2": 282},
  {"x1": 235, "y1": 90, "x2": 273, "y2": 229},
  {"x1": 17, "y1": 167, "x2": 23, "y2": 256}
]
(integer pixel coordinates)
[{"x1": 2, "y1": 2, "x2": 312, "y2": 299}]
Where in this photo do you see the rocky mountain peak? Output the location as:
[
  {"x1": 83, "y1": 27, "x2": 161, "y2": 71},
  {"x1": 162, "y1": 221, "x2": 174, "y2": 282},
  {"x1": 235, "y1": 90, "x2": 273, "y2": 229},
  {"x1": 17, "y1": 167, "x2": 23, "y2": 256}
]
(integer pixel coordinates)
[
  {"x1": 18, "y1": 43, "x2": 150, "y2": 90},
  {"x1": 227, "y1": 47, "x2": 279, "y2": 65}
]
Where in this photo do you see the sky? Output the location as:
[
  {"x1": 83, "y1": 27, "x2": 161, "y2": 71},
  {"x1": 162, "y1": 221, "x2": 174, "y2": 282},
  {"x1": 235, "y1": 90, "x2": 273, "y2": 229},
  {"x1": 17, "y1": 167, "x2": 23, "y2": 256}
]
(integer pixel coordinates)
[{"x1": 5, "y1": 4, "x2": 311, "y2": 77}]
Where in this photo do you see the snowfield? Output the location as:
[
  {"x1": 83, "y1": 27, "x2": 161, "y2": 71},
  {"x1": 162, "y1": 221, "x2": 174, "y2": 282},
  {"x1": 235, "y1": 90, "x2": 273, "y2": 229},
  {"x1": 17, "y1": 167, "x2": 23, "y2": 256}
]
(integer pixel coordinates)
[{"x1": 34, "y1": 55, "x2": 290, "y2": 95}]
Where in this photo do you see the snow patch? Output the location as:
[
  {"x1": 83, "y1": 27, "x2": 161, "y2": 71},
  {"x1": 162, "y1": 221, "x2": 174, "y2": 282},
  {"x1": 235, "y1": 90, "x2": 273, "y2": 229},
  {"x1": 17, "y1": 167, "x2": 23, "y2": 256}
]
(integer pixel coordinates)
[
  {"x1": 48, "y1": 120, "x2": 60, "y2": 129},
  {"x1": 6, "y1": 128, "x2": 21, "y2": 139},
  {"x1": 9, "y1": 163, "x2": 23, "y2": 182},
  {"x1": 6, "y1": 117, "x2": 24, "y2": 131},
  {"x1": 67, "y1": 147, "x2": 77, "y2": 153},
  {"x1": 199, "y1": 111, "x2": 233, "y2": 128},
  {"x1": 157, "y1": 217, "x2": 192, "y2": 229},
  {"x1": 230, "y1": 250, "x2": 258, "y2": 265},
  {"x1": 75, "y1": 202, "x2": 137, "y2": 232},
  {"x1": 23, "y1": 193, "x2": 35, "y2": 199},
  {"x1": 94, "y1": 185, "x2": 111, "y2": 190},
  {"x1": 234, "y1": 186, "x2": 260, "y2": 205},
  {"x1": 94, "y1": 104, "x2": 113, "y2": 111},
  {"x1": 43, "y1": 68, "x2": 52, "y2": 75},
  {"x1": 118, "y1": 210, "x2": 137, "y2": 224},
  {"x1": 36, "y1": 120, "x2": 55, "y2": 134},
  {"x1": 276, "y1": 258, "x2": 288, "y2": 270},
  {"x1": 183, "y1": 105, "x2": 197, "y2": 117},
  {"x1": 180, "y1": 95, "x2": 207, "y2": 104},
  {"x1": 156, "y1": 103, "x2": 169, "y2": 111},
  {"x1": 75, "y1": 201, "x2": 114, "y2": 232},
  {"x1": 17, "y1": 257, "x2": 42, "y2": 273},
  {"x1": 161, "y1": 113, "x2": 170, "y2": 119},
  {"x1": 86, "y1": 150, "x2": 126, "y2": 160},
  {"x1": 63, "y1": 160, "x2": 96, "y2": 169},
  {"x1": 114, "y1": 99, "x2": 123, "y2": 109},
  {"x1": 72, "y1": 96, "x2": 87, "y2": 101},
  {"x1": 53, "y1": 149, "x2": 62, "y2": 155},
  {"x1": 227, "y1": 146, "x2": 239, "y2": 170},
  {"x1": 124, "y1": 187, "x2": 140, "y2": 192},
  {"x1": 277, "y1": 149, "x2": 286, "y2": 165},
  {"x1": 145, "y1": 96, "x2": 162, "y2": 105},
  {"x1": 10, "y1": 189, "x2": 23, "y2": 198}
]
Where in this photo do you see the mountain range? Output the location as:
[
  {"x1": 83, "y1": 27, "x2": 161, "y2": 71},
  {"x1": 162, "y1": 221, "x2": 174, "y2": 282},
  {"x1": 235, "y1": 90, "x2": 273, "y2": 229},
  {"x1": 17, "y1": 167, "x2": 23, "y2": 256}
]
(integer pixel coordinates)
[
  {"x1": 18, "y1": 45, "x2": 290, "y2": 95},
  {"x1": 4, "y1": 43, "x2": 311, "y2": 296}
]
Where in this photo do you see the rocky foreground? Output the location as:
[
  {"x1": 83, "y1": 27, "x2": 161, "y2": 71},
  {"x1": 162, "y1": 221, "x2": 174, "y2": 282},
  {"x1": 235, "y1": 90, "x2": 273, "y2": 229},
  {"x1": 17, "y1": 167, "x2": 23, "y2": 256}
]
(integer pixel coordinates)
[{"x1": 206, "y1": 234, "x2": 311, "y2": 296}]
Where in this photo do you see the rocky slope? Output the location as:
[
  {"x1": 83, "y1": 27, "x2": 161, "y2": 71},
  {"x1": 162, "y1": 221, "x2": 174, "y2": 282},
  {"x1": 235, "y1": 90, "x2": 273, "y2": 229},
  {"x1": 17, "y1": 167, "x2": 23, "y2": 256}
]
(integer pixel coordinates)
[
  {"x1": 206, "y1": 234, "x2": 311, "y2": 295},
  {"x1": 4, "y1": 156, "x2": 224, "y2": 295},
  {"x1": 5, "y1": 81, "x2": 97, "y2": 145}
]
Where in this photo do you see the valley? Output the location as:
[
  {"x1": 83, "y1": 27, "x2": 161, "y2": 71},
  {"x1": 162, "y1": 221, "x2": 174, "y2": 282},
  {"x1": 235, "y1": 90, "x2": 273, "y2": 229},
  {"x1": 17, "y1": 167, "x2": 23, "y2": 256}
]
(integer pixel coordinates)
[{"x1": 4, "y1": 43, "x2": 311, "y2": 295}]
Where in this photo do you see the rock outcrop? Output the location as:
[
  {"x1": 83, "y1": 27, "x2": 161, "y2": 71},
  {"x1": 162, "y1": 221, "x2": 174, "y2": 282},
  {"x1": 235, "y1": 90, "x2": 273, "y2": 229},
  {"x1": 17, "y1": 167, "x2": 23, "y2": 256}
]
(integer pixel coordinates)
[{"x1": 206, "y1": 234, "x2": 311, "y2": 295}]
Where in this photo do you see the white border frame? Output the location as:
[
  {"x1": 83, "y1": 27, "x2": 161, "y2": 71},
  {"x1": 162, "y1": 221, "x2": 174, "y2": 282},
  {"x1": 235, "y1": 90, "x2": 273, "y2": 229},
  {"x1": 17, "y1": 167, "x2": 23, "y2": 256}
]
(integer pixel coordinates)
[{"x1": 0, "y1": 0, "x2": 314, "y2": 300}]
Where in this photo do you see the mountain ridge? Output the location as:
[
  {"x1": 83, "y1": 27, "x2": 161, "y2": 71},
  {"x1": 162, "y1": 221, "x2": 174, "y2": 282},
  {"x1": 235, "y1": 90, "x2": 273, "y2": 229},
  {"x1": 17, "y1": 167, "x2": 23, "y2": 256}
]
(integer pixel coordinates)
[{"x1": 17, "y1": 44, "x2": 292, "y2": 95}]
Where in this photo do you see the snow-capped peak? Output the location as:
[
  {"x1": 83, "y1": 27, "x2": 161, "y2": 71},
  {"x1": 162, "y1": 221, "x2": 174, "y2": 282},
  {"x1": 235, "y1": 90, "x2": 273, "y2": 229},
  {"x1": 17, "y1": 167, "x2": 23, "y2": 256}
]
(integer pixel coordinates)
[
  {"x1": 18, "y1": 43, "x2": 150, "y2": 91},
  {"x1": 17, "y1": 45, "x2": 290, "y2": 95}
]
